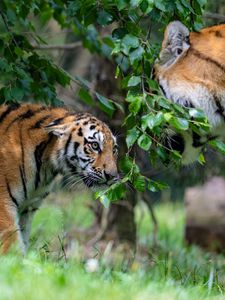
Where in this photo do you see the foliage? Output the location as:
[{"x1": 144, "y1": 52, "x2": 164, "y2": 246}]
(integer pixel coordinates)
[
  {"x1": 0, "y1": 0, "x2": 221, "y2": 204},
  {"x1": 0, "y1": 201, "x2": 224, "y2": 300}
]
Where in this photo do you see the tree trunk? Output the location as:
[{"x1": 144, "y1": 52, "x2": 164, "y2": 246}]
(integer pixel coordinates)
[{"x1": 59, "y1": 36, "x2": 137, "y2": 249}]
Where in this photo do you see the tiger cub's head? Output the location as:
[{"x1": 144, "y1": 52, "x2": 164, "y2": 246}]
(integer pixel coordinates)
[{"x1": 45, "y1": 113, "x2": 118, "y2": 188}]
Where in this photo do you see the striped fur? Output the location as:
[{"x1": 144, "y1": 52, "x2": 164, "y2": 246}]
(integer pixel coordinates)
[
  {"x1": 0, "y1": 103, "x2": 118, "y2": 253},
  {"x1": 154, "y1": 21, "x2": 225, "y2": 164}
]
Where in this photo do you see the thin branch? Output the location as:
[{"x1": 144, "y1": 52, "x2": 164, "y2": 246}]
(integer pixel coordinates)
[
  {"x1": 203, "y1": 12, "x2": 225, "y2": 21},
  {"x1": 0, "y1": 10, "x2": 18, "y2": 47},
  {"x1": 142, "y1": 193, "x2": 158, "y2": 247},
  {"x1": 87, "y1": 206, "x2": 109, "y2": 246},
  {"x1": 58, "y1": 235, "x2": 67, "y2": 262},
  {"x1": 33, "y1": 41, "x2": 82, "y2": 50}
]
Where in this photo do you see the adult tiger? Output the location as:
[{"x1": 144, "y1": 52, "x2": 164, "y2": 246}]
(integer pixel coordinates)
[
  {"x1": 154, "y1": 21, "x2": 225, "y2": 164},
  {"x1": 0, "y1": 103, "x2": 118, "y2": 253}
]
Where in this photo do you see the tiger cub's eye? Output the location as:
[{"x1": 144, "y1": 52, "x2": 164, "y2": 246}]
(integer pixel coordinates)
[{"x1": 91, "y1": 142, "x2": 100, "y2": 152}]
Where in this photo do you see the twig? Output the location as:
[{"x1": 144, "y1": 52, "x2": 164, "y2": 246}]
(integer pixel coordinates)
[
  {"x1": 142, "y1": 193, "x2": 158, "y2": 247},
  {"x1": 0, "y1": 10, "x2": 18, "y2": 47},
  {"x1": 87, "y1": 206, "x2": 109, "y2": 246},
  {"x1": 33, "y1": 41, "x2": 82, "y2": 50},
  {"x1": 203, "y1": 12, "x2": 225, "y2": 21},
  {"x1": 58, "y1": 235, "x2": 67, "y2": 262}
]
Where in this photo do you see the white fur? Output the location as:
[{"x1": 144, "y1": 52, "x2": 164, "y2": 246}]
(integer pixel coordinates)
[
  {"x1": 159, "y1": 76, "x2": 225, "y2": 129},
  {"x1": 159, "y1": 76, "x2": 225, "y2": 164}
]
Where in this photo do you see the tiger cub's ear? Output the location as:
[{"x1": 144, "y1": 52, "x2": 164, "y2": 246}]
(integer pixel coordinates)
[
  {"x1": 44, "y1": 122, "x2": 72, "y2": 137},
  {"x1": 158, "y1": 21, "x2": 190, "y2": 68}
]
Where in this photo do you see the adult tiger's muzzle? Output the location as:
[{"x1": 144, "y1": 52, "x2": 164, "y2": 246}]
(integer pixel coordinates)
[{"x1": 163, "y1": 131, "x2": 204, "y2": 165}]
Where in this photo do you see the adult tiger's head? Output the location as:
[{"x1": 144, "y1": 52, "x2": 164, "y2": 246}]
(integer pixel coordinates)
[
  {"x1": 45, "y1": 113, "x2": 118, "y2": 188},
  {"x1": 154, "y1": 21, "x2": 225, "y2": 164}
]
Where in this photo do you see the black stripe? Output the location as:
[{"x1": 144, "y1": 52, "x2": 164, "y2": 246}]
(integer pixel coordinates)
[
  {"x1": 30, "y1": 115, "x2": 51, "y2": 129},
  {"x1": 78, "y1": 127, "x2": 83, "y2": 136},
  {"x1": 159, "y1": 84, "x2": 167, "y2": 98},
  {"x1": 64, "y1": 133, "x2": 72, "y2": 155},
  {"x1": 0, "y1": 103, "x2": 20, "y2": 123},
  {"x1": 215, "y1": 30, "x2": 223, "y2": 38},
  {"x1": 19, "y1": 128, "x2": 27, "y2": 192},
  {"x1": 45, "y1": 114, "x2": 70, "y2": 128},
  {"x1": 19, "y1": 166, "x2": 27, "y2": 199},
  {"x1": 74, "y1": 142, "x2": 79, "y2": 153},
  {"x1": 6, "y1": 181, "x2": 19, "y2": 207},
  {"x1": 79, "y1": 157, "x2": 90, "y2": 163},
  {"x1": 192, "y1": 132, "x2": 204, "y2": 148},
  {"x1": 34, "y1": 135, "x2": 53, "y2": 189},
  {"x1": 20, "y1": 207, "x2": 38, "y2": 215},
  {"x1": 6, "y1": 107, "x2": 46, "y2": 131},
  {"x1": 214, "y1": 96, "x2": 225, "y2": 121},
  {"x1": 66, "y1": 158, "x2": 77, "y2": 173},
  {"x1": 191, "y1": 48, "x2": 225, "y2": 74}
]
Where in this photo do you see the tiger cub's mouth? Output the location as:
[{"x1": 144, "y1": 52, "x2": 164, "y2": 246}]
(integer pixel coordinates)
[{"x1": 82, "y1": 174, "x2": 119, "y2": 188}]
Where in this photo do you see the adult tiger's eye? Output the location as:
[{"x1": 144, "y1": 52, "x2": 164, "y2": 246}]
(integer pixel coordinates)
[
  {"x1": 177, "y1": 48, "x2": 182, "y2": 55},
  {"x1": 113, "y1": 145, "x2": 118, "y2": 155}
]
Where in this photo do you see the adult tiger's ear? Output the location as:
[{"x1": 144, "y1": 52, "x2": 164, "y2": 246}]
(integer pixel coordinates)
[
  {"x1": 158, "y1": 21, "x2": 190, "y2": 68},
  {"x1": 44, "y1": 122, "x2": 72, "y2": 137}
]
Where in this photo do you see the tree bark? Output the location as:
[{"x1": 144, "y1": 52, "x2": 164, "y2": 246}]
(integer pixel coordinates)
[{"x1": 59, "y1": 34, "x2": 137, "y2": 249}]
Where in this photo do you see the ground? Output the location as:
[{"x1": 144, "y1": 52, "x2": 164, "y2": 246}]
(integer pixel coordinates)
[{"x1": 0, "y1": 192, "x2": 225, "y2": 300}]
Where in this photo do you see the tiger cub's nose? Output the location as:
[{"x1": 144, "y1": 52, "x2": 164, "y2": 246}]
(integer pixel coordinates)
[{"x1": 104, "y1": 171, "x2": 119, "y2": 184}]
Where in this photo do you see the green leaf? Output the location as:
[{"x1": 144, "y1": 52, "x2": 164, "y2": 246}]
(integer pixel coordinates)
[
  {"x1": 133, "y1": 174, "x2": 146, "y2": 192},
  {"x1": 11, "y1": 87, "x2": 24, "y2": 101},
  {"x1": 127, "y1": 76, "x2": 141, "y2": 87},
  {"x1": 115, "y1": 0, "x2": 128, "y2": 10},
  {"x1": 138, "y1": 134, "x2": 152, "y2": 151},
  {"x1": 147, "y1": 79, "x2": 159, "y2": 92},
  {"x1": 114, "y1": 102, "x2": 125, "y2": 113},
  {"x1": 74, "y1": 76, "x2": 91, "y2": 90},
  {"x1": 158, "y1": 97, "x2": 171, "y2": 109},
  {"x1": 15, "y1": 47, "x2": 23, "y2": 57},
  {"x1": 112, "y1": 28, "x2": 128, "y2": 39},
  {"x1": 130, "y1": 46, "x2": 144, "y2": 64},
  {"x1": 119, "y1": 156, "x2": 134, "y2": 174},
  {"x1": 97, "y1": 10, "x2": 113, "y2": 25},
  {"x1": 121, "y1": 34, "x2": 139, "y2": 55},
  {"x1": 96, "y1": 93, "x2": 115, "y2": 117},
  {"x1": 189, "y1": 108, "x2": 206, "y2": 120},
  {"x1": 198, "y1": 153, "x2": 205, "y2": 165},
  {"x1": 170, "y1": 117, "x2": 189, "y2": 131},
  {"x1": 99, "y1": 195, "x2": 110, "y2": 208},
  {"x1": 140, "y1": 0, "x2": 154, "y2": 13},
  {"x1": 209, "y1": 139, "x2": 225, "y2": 155},
  {"x1": 106, "y1": 182, "x2": 126, "y2": 201},
  {"x1": 126, "y1": 126, "x2": 140, "y2": 148},
  {"x1": 141, "y1": 112, "x2": 164, "y2": 130},
  {"x1": 79, "y1": 88, "x2": 94, "y2": 105},
  {"x1": 164, "y1": 112, "x2": 172, "y2": 122},
  {"x1": 154, "y1": 0, "x2": 167, "y2": 12},
  {"x1": 147, "y1": 179, "x2": 168, "y2": 192},
  {"x1": 130, "y1": 0, "x2": 143, "y2": 7},
  {"x1": 129, "y1": 97, "x2": 142, "y2": 114}
]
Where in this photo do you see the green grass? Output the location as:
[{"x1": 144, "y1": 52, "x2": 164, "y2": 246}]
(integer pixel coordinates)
[{"x1": 0, "y1": 194, "x2": 225, "y2": 300}]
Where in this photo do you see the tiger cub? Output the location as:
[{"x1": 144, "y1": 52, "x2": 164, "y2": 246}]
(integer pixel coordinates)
[
  {"x1": 154, "y1": 21, "x2": 225, "y2": 164},
  {"x1": 0, "y1": 103, "x2": 118, "y2": 253}
]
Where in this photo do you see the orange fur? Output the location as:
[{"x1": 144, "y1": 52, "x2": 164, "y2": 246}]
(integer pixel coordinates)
[
  {"x1": 153, "y1": 22, "x2": 225, "y2": 164},
  {"x1": 155, "y1": 23, "x2": 225, "y2": 92},
  {"x1": 0, "y1": 103, "x2": 118, "y2": 253}
]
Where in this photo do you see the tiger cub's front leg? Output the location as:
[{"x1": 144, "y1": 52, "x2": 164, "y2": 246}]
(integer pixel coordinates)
[
  {"x1": 0, "y1": 194, "x2": 25, "y2": 253},
  {"x1": 19, "y1": 210, "x2": 36, "y2": 250}
]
